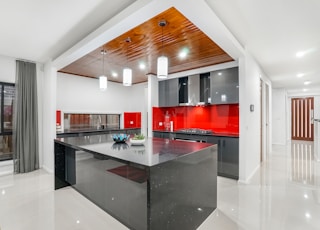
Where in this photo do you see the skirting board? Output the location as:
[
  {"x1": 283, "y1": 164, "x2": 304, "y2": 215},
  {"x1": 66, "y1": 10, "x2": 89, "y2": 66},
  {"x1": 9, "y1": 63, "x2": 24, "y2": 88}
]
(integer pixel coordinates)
[
  {"x1": 0, "y1": 160, "x2": 13, "y2": 176},
  {"x1": 41, "y1": 165, "x2": 54, "y2": 174},
  {"x1": 238, "y1": 164, "x2": 260, "y2": 184}
]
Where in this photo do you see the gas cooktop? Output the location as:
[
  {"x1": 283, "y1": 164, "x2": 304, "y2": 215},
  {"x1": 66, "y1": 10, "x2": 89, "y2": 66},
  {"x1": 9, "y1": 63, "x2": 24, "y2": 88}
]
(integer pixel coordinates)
[{"x1": 176, "y1": 128, "x2": 213, "y2": 134}]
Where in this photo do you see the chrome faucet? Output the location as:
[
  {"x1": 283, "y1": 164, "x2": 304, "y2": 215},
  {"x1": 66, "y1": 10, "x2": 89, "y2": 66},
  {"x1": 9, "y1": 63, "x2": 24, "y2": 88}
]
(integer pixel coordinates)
[{"x1": 96, "y1": 115, "x2": 102, "y2": 129}]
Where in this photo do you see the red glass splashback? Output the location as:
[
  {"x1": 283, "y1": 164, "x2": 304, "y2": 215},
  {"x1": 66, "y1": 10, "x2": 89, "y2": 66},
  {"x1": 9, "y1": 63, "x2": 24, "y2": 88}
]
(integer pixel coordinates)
[
  {"x1": 153, "y1": 104, "x2": 239, "y2": 135},
  {"x1": 56, "y1": 110, "x2": 61, "y2": 126},
  {"x1": 124, "y1": 112, "x2": 141, "y2": 128}
]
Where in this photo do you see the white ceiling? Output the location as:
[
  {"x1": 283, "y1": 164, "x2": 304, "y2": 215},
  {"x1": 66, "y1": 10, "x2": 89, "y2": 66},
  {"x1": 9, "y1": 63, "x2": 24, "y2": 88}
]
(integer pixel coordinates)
[
  {"x1": 205, "y1": 0, "x2": 320, "y2": 93},
  {"x1": 1, "y1": 0, "x2": 320, "y2": 93},
  {"x1": 0, "y1": 0, "x2": 134, "y2": 62}
]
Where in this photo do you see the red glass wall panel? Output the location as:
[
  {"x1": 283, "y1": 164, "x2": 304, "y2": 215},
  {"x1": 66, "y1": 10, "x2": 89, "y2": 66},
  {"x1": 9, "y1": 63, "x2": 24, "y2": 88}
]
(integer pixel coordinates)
[
  {"x1": 124, "y1": 112, "x2": 141, "y2": 128},
  {"x1": 56, "y1": 110, "x2": 61, "y2": 126},
  {"x1": 152, "y1": 104, "x2": 239, "y2": 136}
]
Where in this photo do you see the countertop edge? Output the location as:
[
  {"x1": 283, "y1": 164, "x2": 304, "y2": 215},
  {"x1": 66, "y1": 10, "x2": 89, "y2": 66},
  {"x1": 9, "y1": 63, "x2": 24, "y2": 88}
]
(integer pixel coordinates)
[
  {"x1": 54, "y1": 137, "x2": 216, "y2": 168},
  {"x1": 153, "y1": 130, "x2": 239, "y2": 138},
  {"x1": 57, "y1": 128, "x2": 140, "y2": 135}
]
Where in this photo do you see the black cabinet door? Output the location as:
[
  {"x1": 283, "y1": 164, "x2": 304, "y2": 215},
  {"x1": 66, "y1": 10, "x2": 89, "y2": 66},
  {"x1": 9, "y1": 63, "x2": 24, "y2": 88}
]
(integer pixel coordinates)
[
  {"x1": 159, "y1": 78, "x2": 179, "y2": 107},
  {"x1": 210, "y1": 67, "x2": 239, "y2": 104},
  {"x1": 158, "y1": 80, "x2": 167, "y2": 107},
  {"x1": 153, "y1": 131, "x2": 163, "y2": 138},
  {"x1": 200, "y1": 72, "x2": 210, "y2": 104},
  {"x1": 207, "y1": 136, "x2": 239, "y2": 179},
  {"x1": 153, "y1": 131, "x2": 172, "y2": 139},
  {"x1": 178, "y1": 77, "x2": 188, "y2": 104},
  {"x1": 220, "y1": 137, "x2": 239, "y2": 179}
]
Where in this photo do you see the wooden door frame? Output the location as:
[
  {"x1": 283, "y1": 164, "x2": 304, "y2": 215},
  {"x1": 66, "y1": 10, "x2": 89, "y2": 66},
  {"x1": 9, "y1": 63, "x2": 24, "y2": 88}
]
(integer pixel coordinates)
[{"x1": 291, "y1": 97, "x2": 314, "y2": 141}]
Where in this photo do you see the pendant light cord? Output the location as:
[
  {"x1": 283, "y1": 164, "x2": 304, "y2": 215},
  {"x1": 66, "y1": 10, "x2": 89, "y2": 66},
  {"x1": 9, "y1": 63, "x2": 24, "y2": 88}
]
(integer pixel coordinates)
[
  {"x1": 159, "y1": 20, "x2": 167, "y2": 56},
  {"x1": 101, "y1": 49, "x2": 106, "y2": 75},
  {"x1": 161, "y1": 25, "x2": 164, "y2": 55},
  {"x1": 126, "y1": 37, "x2": 131, "y2": 67},
  {"x1": 103, "y1": 50, "x2": 105, "y2": 75}
]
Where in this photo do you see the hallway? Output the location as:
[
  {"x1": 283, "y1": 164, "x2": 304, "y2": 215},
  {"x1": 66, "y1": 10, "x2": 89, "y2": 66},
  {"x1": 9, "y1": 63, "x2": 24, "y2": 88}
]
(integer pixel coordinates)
[{"x1": 0, "y1": 141, "x2": 319, "y2": 230}]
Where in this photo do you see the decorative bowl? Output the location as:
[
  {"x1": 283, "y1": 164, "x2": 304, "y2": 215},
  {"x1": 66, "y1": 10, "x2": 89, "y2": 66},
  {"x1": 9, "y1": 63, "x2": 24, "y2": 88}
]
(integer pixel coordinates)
[
  {"x1": 112, "y1": 134, "x2": 129, "y2": 143},
  {"x1": 130, "y1": 138, "x2": 145, "y2": 145}
]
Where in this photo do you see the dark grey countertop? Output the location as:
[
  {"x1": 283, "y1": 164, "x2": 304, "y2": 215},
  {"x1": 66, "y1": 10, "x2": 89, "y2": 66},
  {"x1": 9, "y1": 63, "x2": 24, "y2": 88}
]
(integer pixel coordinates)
[
  {"x1": 57, "y1": 127, "x2": 139, "y2": 135},
  {"x1": 55, "y1": 135, "x2": 215, "y2": 167},
  {"x1": 153, "y1": 130, "x2": 239, "y2": 137}
]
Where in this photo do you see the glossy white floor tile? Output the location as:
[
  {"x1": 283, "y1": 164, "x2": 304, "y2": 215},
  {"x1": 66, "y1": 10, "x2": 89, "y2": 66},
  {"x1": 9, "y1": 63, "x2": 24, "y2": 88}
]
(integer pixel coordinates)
[
  {"x1": 200, "y1": 141, "x2": 320, "y2": 230},
  {"x1": 0, "y1": 141, "x2": 319, "y2": 230}
]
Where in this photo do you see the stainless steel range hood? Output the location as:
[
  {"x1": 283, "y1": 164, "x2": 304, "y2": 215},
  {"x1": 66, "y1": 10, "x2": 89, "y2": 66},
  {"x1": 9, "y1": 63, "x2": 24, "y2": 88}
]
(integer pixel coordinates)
[
  {"x1": 179, "y1": 74, "x2": 203, "y2": 106},
  {"x1": 188, "y1": 74, "x2": 200, "y2": 105}
]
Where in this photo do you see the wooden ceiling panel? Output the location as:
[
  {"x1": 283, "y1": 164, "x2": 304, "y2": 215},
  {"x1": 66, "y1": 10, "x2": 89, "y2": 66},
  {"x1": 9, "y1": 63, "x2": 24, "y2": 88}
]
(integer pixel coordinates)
[{"x1": 58, "y1": 7, "x2": 234, "y2": 84}]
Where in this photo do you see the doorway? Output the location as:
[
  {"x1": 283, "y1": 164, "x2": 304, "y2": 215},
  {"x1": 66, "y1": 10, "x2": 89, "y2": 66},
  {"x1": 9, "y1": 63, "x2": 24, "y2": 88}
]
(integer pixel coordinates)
[
  {"x1": 291, "y1": 97, "x2": 314, "y2": 141},
  {"x1": 260, "y1": 79, "x2": 263, "y2": 162},
  {"x1": 260, "y1": 80, "x2": 270, "y2": 163}
]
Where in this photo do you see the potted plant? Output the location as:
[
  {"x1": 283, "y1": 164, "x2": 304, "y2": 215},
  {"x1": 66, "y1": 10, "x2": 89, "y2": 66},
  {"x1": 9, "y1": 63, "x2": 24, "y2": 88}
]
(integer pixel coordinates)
[{"x1": 130, "y1": 134, "x2": 145, "y2": 145}]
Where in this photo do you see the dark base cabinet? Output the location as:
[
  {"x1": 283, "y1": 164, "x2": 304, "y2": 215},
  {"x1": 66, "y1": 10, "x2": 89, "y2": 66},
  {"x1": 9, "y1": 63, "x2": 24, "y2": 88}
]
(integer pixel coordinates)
[
  {"x1": 153, "y1": 131, "x2": 239, "y2": 179},
  {"x1": 153, "y1": 131, "x2": 170, "y2": 139},
  {"x1": 207, "y1": 136, "x2": 239, "y2": 179}
]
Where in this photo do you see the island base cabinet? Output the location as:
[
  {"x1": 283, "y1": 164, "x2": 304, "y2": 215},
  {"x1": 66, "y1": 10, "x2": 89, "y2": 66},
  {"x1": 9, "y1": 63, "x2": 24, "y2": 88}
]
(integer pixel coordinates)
[
  {"x1": 54, "y1": 138, "x2": 218, "y2": 230},
  {"x1": 149, "y1": 146, "x2": 217, "y2": 230},
  {"x1": 54, "y1": 143, "x2": 76, "y2": 189}
]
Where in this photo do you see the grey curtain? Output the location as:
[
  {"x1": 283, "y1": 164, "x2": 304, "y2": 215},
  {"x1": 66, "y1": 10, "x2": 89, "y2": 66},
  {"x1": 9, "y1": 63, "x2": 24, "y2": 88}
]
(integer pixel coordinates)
[{"x1": 13, "y1": 60, "x2": 39, "y2": 173}]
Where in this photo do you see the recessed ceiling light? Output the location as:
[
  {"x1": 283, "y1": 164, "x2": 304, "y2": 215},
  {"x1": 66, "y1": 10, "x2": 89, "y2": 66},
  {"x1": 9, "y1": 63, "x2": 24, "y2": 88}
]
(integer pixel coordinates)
[
  {"x1": 304, "y1": 194, "x2": 308, "y2": 199},
  {"x1": 296, "y1": 51, "x2": 305, "y2": 58},
  {"x1": 139, "y1": 63, "x2": 146, "y2": 70},
  {"x1": 112, "y1": 72, "x2": 118, "y2": 77},
  {"x1": 303, "y1": 88, "x2": 308, "y2": 92},
  {"x1": 297, "y1": 73, "x2": 304, "y2": 78},
  {"x1": 304, "y1": 81, "x2": 311, "y2": 85},
  {"x1": 305, "y1": 212, "x2": 311, "y2": 219},
  {"x1": 179, "y1": 48, "x2": 189, "y2": 59},
  {"x1": 218, "y1": 72, "x2": 222, "y2": 76}
]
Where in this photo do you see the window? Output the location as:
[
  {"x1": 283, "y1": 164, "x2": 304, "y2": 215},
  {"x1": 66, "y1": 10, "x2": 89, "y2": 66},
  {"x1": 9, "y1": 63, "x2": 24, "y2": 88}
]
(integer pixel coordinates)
[
  {"x1": 63, "y1": 113, "x2": 120, "y2": 131},
  {"x1": 0, "y1": 83, "x2": 15, "y2": 161}
]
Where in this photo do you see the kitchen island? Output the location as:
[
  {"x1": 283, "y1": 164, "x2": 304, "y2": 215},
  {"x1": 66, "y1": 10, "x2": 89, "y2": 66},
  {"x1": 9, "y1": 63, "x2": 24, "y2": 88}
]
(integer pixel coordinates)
[{"x1": 55, "y1": 135, "x2": 217, "y2": 230}]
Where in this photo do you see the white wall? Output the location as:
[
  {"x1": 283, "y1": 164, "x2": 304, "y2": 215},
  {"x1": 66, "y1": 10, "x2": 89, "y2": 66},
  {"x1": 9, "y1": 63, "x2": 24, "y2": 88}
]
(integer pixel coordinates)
[
  {"x1": 238, "y1": 50, "x2": 271, "y2": 183},
  {"x1": 272, "y1": 89, "x2": 287, "y2": 145},
  {"x1": 56, "y1": 72, "x2": 147, "y2": 129},
  {"x1": 147, "y1": 75, "x2": 158, "y2": 137},
  {"x1": 0, "y1": 55, "x2": 15, "y2": 83},
  {"x1": 42, "y1": 62, "x2": 56, "y2": 173},
  {"x1": 314, "y1": 96, "x2": 320, "y2": 119}
]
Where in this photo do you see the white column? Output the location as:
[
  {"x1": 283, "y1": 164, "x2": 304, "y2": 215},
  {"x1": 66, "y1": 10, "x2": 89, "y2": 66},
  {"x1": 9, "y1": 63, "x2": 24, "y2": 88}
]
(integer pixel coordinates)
[
  {"x1": 42, "y1": 61, "x2": 57, "y2": 173},
  {"x1": 147, "y1": 74, "x2": 158, "y2": 137}
]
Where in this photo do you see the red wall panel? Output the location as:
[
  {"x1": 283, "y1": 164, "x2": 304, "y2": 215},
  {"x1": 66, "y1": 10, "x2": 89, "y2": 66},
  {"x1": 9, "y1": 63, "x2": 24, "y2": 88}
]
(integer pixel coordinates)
[
  {"x1": 124, "y1": 112, "x2": 141, "y2": 128},
  {"x1": 152, "y1": 104, "x2": 239, "y2": 136},
  {"x1": 56, "y1": 110, "x2": 61, "y2": 126}
]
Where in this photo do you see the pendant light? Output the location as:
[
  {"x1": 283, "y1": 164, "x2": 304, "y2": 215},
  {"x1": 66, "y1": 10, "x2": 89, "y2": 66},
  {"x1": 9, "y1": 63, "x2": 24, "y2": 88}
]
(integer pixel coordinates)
[
  {"x1": 123, "y1": 37, "x2": 132, "y2": 86},
  {"x1": 99, "y1": 49, "x2": 107, "y2": 91},
  {"x1": 157, "y1": 20, "x2": 168, "y2": 79}
]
